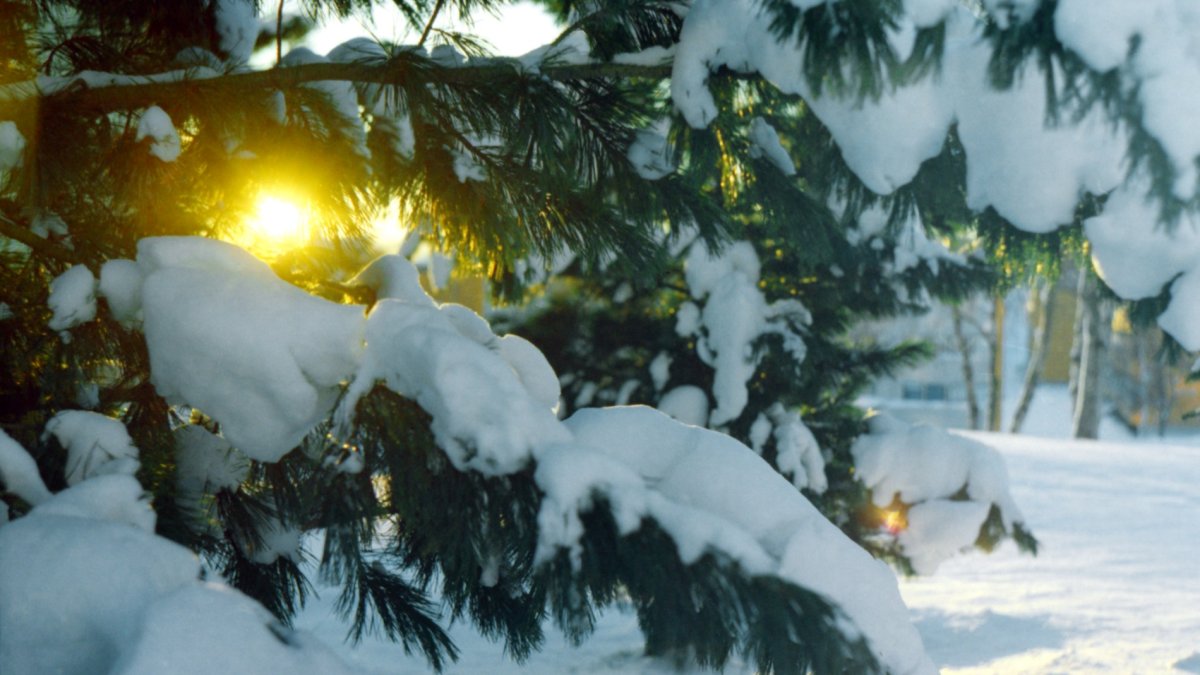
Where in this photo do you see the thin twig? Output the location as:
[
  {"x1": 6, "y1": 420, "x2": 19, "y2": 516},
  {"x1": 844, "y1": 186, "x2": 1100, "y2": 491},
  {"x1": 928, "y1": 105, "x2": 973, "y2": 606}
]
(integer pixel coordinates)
[
  {"x1": 276, "y1": 0, "x2": 285, "y2": 65},
  {"x1": 549, "y1": 13, "x2": 592, "y2": 48},
  {"x1": 417, "y1": 0, "x2": 446, "y2": 48}
]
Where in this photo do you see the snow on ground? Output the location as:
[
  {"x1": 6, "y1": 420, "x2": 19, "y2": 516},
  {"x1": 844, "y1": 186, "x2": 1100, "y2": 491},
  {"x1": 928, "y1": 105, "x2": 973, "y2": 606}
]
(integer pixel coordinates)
[
  {"x1": 901, "y1": 429, "x2": 1200, "y2": 674},
  {"x1": 299, "y1": 383, "x2": 1200, "y2": 672},
  {"x1": 300, "y1": 594, "x2": 711, "y2": 675}
]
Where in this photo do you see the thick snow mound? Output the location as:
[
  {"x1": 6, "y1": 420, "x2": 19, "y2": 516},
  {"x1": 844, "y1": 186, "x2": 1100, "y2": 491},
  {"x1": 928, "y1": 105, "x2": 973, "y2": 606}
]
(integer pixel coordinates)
[
  {"x1": 657, "y1": 384, "x2": 710, "y2": 426},
  {"x1": 0, "y1": 473, "x2": 198, "y2": 674},
  {"x1": 212, "y1": 0, "x2": 258, "y2": 62},
  {"x1": 85, "y1": 241, "x2": 567, "y2": 471},
  {"x1": 40, "y1": 238, "x2": 940, "y2": 674},
  {"x1": 680, "y1": 240, "x2": 809, "y2": 426},
  {"x1": 99, "y1": 258, "x2": 144, "y2": 326},
  {"x1": 627, "y1": 121, "x2": 675, "y2": 179},
  {"x1": 337, "y1": 254, "x2": 569, "y2": 475},
  {"x1": 136, "y1": 105, "x2": 181, "y2": 162},
  {"x1": 0, "y1": 429, "x2": 52, "y2": 506},
  {"x1": 767, "y1": 403, "x2": 827, "y2": 493},
  {"x1": 1055, "y1": 0, "x2": 1200, "y2": 199},
  {"x1": 44, "y1": 410, "x2": 140, "y2": 486},
  {"x1": 0, "y1": 513, "x2": 198, "y2": 674},
  {"x1": 673, "y1": 5, "x2": 1123, "y2": 230},
  {"x1": 0, "y1": 429, "x2": 360, "y2": 675},
  {"x1": 32, "y1": 474, "x2": 157, "y2": 531},
  {"x1": 668, "y1": 1, "x2": 1200, "y2": 353},
  {"x1": 0, "y1": 120, "x2": 24, "y2": 173},
  {"x1": 340, "y1": 298, "x2": 569, "y2": 475},
  {"x1": 498, "y1": 334, "x2": 562, "y2": 411},
  {"x1": 114, "y1": 584, "x2": 359, "y2": 675},
  {"x1": 544, "y1": 406, "x2": 936, "y2": 675},
  {"x1": 1084, "y1": 178, "x2": 1200, "y2": 303},
  {"x1": 350, "y1": 254, "x2": 435, "y2": 306},
  {"x1": 47, "y1": 264, "x2": 97, "y2": 331},
  {"x1": 851, "y1": 414, "x2": 1025, "y2": 573},
  {"x1": 138, "y1": 237, "x2": 366, "y2": 461}
]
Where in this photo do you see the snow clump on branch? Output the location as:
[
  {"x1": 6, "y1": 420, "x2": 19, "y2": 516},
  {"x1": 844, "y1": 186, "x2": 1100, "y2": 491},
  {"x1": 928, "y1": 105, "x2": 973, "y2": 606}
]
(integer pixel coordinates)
[
  {"x1": 0, "y1": 121, "x2": 24, "y2": 174},
  {"x1": 0, "y1": 427, "x2": 359, "y2": 674},
  {"x1": 136, "y1": 106, "x2": 182, "y2": 162},
  {"x1": 44, "y1": 236, "x2": 937, "y2": 674},
  {"x1": 678, "y1": 240, "x2": 811, "y2": 426},
  {"x1": 852, "y1": 414, "x2": 1028, "y2": 574},
  {"x1": 670, "y1": 0, "x2": 1200, "y2": 362}
]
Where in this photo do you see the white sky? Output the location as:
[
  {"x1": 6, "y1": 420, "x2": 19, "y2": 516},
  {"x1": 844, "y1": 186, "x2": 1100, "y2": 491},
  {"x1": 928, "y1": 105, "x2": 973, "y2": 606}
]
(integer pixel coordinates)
[{"x1": 303, "y1": 1, "x2": 561, "y2": 57}]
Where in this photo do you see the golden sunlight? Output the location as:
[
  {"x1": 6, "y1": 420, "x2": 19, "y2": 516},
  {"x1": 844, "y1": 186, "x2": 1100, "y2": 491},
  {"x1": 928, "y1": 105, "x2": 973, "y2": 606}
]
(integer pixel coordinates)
[
  {"x1": 231, "y1": 193, "x2": 311, "y2": 256},
  {"x1": 369, "y1": 196, "x2": 410, "y2": 254},
  {"x1": 883, "y1": 509, "x2": 907, "y2": 535}
]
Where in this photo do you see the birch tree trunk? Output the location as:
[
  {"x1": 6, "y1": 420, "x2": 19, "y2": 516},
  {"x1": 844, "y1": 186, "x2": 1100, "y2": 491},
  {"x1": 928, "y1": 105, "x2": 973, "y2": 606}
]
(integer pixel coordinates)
[
  {"x1": 953, "y1": 303, "x2": 981, "y2": 430},
  {"x1": 1072, "y1": 270, "x2": 1112, "y2": 439},
  {"x1": 987, "y1": 295, "x2": 1005, "y2": 432},
  {"x1": 1010, "y1": 279, "x2": 1053, "y2": 433}
]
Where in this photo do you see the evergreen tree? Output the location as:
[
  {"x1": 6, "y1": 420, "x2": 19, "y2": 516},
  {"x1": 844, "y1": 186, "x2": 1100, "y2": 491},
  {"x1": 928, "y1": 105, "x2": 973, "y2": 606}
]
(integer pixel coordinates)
[
  {"x1": 3, "y1": 1, "x2": 1200, "y2": 673},
  {"x1": 493, "y1": 77, "x2": 1040, "y2": 575}
]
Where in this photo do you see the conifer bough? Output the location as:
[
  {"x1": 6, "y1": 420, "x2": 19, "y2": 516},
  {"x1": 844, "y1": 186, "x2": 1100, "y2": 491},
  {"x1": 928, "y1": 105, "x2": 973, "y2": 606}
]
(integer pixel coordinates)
[{"x1": 2, "y1": 58, "x2": 677, "y2": 115}]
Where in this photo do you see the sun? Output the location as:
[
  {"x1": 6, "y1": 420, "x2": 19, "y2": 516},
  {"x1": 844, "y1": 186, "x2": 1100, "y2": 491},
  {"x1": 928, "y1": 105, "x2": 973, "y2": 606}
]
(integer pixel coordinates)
[
  {"x1": 232, "y1": 193, "x2": 311, "y2": 256},
  {"x1": 252, "y1": 195, "x2": 306, "y2": 240}
]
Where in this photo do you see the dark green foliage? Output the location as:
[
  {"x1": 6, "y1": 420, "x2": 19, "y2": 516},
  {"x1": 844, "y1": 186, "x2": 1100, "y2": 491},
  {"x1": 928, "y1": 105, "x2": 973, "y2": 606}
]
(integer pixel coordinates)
[
  {"x1": 187, "y1": 385, "x2": 880, "y2": 672},
  {"x1": 495, "y1": 206, "x2": 987, "y2": 564},
  {"x1": 536, "y1": 0, "x2": 682, "y2": 60},
  {"x1": 494, "y1": 45, "x2": 1043, "y2": 571},
  {"x1": 340, "y1": 388, "x2": 879, "y2": 673},
  {"x1": 544, "y1": 506, "x2": 880, "y2": 675},
  {"x1": 336, "y1": 557, "x2": 460, "y2": 668},
  {"x1": 973, "y1": 504, "x2": 1038, "y2": 557},
  {"x1": 761, "y1": 0, "x2": 946, "y2": 99},
  {"x1": 221, "y1": 547, "x2": 315, "y2": 623}
]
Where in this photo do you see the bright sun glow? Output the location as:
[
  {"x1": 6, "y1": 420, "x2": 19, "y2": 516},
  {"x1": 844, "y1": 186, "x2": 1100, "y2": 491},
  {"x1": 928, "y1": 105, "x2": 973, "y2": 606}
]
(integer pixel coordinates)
[
  {"x1": 234, "y1": 193, "x2": 311, "y2": 256},
  {"x1": 883, "y1": 509, "x2": 907, "y2": 535},
  {"x1": 370, "y1": 197, "x2": 410, "y2": 254}
]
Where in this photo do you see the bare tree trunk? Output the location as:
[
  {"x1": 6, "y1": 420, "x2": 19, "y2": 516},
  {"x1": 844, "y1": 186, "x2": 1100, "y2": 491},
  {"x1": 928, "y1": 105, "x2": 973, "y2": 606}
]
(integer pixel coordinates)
[
  {"x1": 952, "y1": 304, "x2": 981, "y2": 430},
  {"x1": 988, "y1": 295, "x2": 1005, "y2": 431},
  {"x1": 1132, "y1": 330, "x2": 1149, "y2": 436},
  {"x1": 1072, "y1": 270, "x2": 1111, "y2": 439},
  {"x1": 1148, "y1": 330, "x2": 1177, "y2": 437},
  {"x1": 1068, "y1": 268, "x2": 1085, "y2": 413},
  {"x1": 1010, "y1": 280, "x2": 1053, "y2": 433}
]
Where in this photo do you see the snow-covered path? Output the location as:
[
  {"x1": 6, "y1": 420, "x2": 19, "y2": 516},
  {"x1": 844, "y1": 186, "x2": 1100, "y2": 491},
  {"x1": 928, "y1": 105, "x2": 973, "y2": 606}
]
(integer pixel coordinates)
[{"x1": 902, "y1": 431, "x2": 1200, "y2": 674}]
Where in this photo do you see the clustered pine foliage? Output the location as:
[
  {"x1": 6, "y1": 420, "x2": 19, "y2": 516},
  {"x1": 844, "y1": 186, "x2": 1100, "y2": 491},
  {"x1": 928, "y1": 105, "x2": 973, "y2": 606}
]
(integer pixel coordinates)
[
  {"x1": 3, "y1": 0, "x2": 1153, "y2": 672},
  {"x1": 493, "y1": 80, "x2": 1050, "y2": 570}
]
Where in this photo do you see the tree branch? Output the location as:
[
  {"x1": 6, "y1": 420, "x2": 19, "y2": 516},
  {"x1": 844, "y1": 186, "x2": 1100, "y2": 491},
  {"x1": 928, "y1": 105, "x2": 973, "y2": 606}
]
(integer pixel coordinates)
[
  {"x1": 276, "y1": 0, "x2": 285, "y2": 65},
  {"x1": 0, "y1": 59, "x2": 678, "y2": 116},
  {"x1": 0, "y1": 214, "x2": 76, "y2": 264},
  {"x1": 417, "y1": 0, "x2": 446, "y2": 48}
]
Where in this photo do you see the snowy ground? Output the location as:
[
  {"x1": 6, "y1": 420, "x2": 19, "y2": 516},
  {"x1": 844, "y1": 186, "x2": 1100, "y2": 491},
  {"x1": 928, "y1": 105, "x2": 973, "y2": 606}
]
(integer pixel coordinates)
[
  {"x1": 298, "y1": 384, "x2": 1200, "y2": 673},
  {"x1": 902, "y1": 429, "x2": 1200, "y2": 674}
]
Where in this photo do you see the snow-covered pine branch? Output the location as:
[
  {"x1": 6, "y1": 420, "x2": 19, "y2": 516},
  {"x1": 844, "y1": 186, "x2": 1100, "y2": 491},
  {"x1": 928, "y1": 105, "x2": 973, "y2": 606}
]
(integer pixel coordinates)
[
  {"x1": 13, "y1": 0, "x2": 1200, "y2": 356},
  {"x1": 0, "y1": 58, "x2": 676, "y2": 113},
  {"x1": 9, "y1": 236, "x2": 935, "y2": 673}
]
